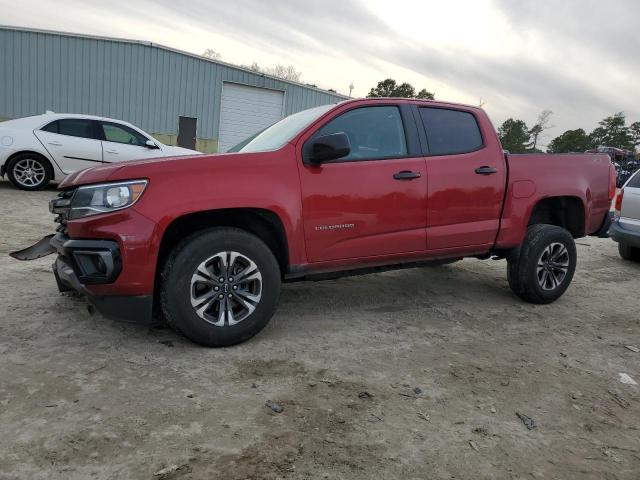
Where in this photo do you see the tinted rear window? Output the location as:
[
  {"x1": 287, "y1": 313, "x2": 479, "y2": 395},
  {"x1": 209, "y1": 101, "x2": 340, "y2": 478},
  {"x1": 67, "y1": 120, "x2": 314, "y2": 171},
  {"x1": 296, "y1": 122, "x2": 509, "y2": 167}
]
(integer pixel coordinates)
[
  {"x1": 59, "y1": 119, "x2": 97, "y2": 139},
  {"x1": 627, "y1": 170, "x2": 640, "y2": 188},
  {"x1": 41, "y1": 121, "x2": 59, "y2": 133},
  {"x1": 45, "y1": 119, "x2": 98, "y2": 139},
  {"x1": 419, "y1": 108, "x2": 483, "y2": 155}
]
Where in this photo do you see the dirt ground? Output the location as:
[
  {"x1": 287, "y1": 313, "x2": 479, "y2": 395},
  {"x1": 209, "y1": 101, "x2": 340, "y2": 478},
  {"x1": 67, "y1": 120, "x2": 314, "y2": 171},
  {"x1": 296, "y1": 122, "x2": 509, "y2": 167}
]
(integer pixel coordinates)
[{"x1": 0, "y1": 178, "x2": 639, "y2": 480}]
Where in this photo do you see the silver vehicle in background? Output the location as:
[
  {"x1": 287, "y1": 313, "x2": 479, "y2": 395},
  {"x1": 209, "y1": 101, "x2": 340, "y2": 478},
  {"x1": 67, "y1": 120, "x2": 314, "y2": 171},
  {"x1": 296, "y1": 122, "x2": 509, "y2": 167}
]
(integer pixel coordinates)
[{"x1": 609, "y1": 168, "x2": 640, "y2": 262}]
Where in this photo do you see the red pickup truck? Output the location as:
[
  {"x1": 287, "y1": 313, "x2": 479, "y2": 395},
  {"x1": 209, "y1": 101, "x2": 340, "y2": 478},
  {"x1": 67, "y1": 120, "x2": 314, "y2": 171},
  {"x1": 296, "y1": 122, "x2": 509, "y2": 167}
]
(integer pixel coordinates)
[{"x1": 14, "y1": 98, "x2": 615, "y2": 347}]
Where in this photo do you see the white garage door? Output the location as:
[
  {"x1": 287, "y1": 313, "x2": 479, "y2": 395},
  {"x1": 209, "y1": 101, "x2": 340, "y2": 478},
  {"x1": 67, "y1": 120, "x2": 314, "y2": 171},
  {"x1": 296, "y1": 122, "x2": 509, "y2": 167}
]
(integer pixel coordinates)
[{"x1": 218, "y1": 83, "x2": 285, "y2": 152}]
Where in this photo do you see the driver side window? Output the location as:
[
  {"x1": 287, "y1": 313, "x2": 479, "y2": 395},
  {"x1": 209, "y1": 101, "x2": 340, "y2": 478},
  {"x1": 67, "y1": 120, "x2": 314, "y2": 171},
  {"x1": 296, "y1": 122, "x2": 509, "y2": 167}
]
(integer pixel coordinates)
[
  {"x1": 314, "y1": 106, "x2": 408, "y2": 161},
  {"x1": 101, "y1": 122, "x2": 148, "y2": 146}
]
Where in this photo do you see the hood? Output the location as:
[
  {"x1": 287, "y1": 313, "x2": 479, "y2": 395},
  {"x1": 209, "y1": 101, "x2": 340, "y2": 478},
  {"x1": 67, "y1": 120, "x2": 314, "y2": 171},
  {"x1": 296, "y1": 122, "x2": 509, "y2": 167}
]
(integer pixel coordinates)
[
  {"x1": 59, "y1": 162, "x2": 127, "y2": 188},
  {"x1": 57, "y1": 151, "x2": 244, "y2": 188}
]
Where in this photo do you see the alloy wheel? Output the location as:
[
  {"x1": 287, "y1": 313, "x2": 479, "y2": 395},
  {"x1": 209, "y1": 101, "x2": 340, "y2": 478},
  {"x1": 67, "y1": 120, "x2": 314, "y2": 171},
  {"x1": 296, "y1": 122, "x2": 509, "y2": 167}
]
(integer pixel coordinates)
[
  {"x1": 536, "y1": 242, "x2": 570, "y2": 291},
  {"x1": 190, "y1": 251, "x2": 262, "y2": 326},
  {"x1": 13, "y1": 158, "x2": 46, "y2": 188}
]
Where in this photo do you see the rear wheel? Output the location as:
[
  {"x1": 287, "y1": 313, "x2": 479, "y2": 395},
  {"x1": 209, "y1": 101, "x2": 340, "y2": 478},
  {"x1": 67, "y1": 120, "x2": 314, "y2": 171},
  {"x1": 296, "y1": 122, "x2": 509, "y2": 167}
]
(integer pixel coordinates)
[
  {"x1": 618, "y1": 242, "x2": 640, "y2": 262},
  {"x1": 507, "y1": 224, "x2": 577, "y2": 304},
  {"x1": 7, "y1": 153, "x2": 52, "y2": 190},
  {"x1": 160, "y1": 227, "x2": 281, "y2": 347}
]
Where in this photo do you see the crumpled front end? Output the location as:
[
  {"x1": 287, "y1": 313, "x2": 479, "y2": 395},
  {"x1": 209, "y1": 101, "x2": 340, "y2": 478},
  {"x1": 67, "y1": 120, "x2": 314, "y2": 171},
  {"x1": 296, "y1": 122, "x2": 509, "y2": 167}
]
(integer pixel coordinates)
[{"x1": 11, "y1": 186, "x2": 158, "y2": 323}]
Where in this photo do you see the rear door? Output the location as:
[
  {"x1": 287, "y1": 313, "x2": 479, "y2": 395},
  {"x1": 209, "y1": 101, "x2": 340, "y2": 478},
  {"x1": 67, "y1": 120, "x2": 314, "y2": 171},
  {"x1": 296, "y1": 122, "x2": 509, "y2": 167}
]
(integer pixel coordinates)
[
  {"x1": 34, "y1": 118, "x2": 103, "y2": 173},
  {"x1": 99, "y1": 121, "x2": 160, "y2": 163},
  {"x1": 417, "y1": 107, "x2": 506, "y2": 250},
  {"x1": 299, "y1": 104, "x2": 427, "y2": 263}
]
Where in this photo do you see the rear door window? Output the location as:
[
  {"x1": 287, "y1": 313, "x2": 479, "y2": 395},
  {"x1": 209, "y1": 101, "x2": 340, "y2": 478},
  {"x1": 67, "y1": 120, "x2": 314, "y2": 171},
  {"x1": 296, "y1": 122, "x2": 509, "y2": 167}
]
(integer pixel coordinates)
[
  {"x1": 41, "y1": 121, "x2": 59, "y2": 133},
  {"x1": 419, "y1": 108, "x2": 483, "y2": 155},
  {"x1": 59, "y1": 119, "x2": 98, "y2": 139},
  {"x1": 45, "y1": 119, "x2": 99, "y2": 140}
]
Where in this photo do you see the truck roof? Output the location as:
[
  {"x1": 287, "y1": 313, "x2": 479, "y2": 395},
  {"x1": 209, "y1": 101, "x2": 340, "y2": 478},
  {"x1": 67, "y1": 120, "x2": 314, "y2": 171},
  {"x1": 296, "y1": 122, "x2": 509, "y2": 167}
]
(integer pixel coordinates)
[{"x1": 340, "y1": 97, "x2": 485, "y2": 112}]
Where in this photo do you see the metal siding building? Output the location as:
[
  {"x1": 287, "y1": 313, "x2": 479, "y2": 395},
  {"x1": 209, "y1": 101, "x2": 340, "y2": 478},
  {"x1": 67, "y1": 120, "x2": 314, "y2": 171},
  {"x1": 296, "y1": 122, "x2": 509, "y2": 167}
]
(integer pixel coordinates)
[{"x1": 0, "y1": 26, "x2": 347, "y2": 152}]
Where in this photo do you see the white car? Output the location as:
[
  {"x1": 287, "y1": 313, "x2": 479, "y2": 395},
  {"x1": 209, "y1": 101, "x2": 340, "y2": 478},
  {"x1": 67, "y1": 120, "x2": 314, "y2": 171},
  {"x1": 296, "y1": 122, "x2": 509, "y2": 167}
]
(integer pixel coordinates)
[{"x1": 0, "y1": 113, "x2": 200, "y2": 190}]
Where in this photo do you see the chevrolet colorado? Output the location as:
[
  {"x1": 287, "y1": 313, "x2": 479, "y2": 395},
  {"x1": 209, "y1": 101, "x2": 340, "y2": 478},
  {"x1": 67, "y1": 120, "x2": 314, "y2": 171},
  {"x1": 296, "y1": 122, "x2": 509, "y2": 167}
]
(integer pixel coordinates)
[{"x1": 13, "y1": 98, "x2": 616, "y2": 347}]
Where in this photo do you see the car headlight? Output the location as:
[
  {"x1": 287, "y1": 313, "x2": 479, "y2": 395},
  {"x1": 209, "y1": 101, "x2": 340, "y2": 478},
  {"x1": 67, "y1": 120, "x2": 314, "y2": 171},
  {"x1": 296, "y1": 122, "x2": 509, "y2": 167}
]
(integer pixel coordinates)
[{"x1": 69, "y1": 180, "x2": 148, "y2": 219}]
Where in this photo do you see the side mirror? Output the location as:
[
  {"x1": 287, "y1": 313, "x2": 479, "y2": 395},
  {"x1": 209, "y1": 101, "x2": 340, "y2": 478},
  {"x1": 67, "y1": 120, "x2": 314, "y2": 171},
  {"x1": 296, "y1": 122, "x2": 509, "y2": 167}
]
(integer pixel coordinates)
[
  {"x1": 145, "y1": 140, "x2": 160, "y2": 149},
  {"x1": 305, "y1": 132, "x2": 351, "y2": 164}
]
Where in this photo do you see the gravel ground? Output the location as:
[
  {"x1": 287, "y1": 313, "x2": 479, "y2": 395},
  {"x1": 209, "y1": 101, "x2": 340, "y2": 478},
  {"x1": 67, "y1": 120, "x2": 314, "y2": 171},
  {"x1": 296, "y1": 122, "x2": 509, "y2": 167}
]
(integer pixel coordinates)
[{"x1": 0, "y1": 178, "x2": 639, "y2": 480}]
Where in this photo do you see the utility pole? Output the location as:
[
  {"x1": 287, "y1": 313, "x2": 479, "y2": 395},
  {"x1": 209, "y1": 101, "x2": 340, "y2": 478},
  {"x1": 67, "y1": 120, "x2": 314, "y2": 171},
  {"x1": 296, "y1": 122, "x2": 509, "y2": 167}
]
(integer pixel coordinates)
[{"x1": 349, "y1": 82, "x2": 354, "y2": 98}]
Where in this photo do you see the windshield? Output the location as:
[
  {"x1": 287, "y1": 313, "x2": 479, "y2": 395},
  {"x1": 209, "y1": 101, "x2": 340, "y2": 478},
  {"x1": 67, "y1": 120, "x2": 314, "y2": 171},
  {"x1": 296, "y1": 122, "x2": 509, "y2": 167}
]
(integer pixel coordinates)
[{"x1": 231, "y1": 104, "x2": 336, "y2": 153}]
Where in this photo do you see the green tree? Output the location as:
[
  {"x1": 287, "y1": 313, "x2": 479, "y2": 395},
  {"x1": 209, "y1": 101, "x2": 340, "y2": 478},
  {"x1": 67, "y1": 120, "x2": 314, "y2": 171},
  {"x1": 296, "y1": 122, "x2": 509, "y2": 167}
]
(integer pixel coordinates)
[
  {"x1": 367, "y1": 78, "x2": 434, "y2": 99},
  {"x1": 547, "y1": 128, "x2": 592, "y2": 153},
  {"x1": 498, "y1": 118, "x2": 531, "y2": 153},
  {"x1": 394, "y1": 82, "x2": 416, "y2": 97},
  {"x1": 589, "y1": 112, "x2": 634, "y2": 150},
  {"x1": 630, "y1": 121, "x2": 640, "y2": 149},
  {"x1": 416, "y1": 88, "x2": 435, "y2": 100},
  {"x1": 367, "y1": 78, "x2": 396, "y2": 97}
]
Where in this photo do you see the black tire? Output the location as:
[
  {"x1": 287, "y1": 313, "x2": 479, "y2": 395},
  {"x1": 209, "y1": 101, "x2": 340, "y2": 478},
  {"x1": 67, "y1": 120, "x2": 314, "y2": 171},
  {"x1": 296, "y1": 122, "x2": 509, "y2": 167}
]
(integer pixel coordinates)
[
  {"x1": 160, "y1": 227, "x2": 281, "y2": 347},
  {"x1": 618, "y1": 242, "x2": 640, "y2": 262},
  {"x1": 7, "y1": 153, "x2": 53, "y2": 190},
  {"x1": 507, "y1": 224, "x2": 577, "y2": 304}
]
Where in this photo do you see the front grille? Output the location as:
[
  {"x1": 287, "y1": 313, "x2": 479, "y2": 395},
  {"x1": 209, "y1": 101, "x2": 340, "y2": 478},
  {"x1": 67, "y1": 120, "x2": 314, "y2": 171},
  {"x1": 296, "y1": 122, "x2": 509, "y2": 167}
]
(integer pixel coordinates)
[{"x1": 50, "y1": 189, "x2": 75, "y2": 234}]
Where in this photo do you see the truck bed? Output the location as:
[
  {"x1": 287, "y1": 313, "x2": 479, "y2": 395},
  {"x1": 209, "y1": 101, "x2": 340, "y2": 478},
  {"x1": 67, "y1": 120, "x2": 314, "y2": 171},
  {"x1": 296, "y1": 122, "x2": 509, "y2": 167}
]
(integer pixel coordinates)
[{"x1": 495, "y1": 153, "x2": 613, "y2": 248}]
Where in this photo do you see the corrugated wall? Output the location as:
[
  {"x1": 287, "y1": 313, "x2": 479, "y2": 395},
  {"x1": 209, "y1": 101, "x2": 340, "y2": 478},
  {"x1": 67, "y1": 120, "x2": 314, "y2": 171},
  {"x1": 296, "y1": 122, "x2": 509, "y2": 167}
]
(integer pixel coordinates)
[{"x1": 0, "y1": 27, "x2": 347, "y2": 149}]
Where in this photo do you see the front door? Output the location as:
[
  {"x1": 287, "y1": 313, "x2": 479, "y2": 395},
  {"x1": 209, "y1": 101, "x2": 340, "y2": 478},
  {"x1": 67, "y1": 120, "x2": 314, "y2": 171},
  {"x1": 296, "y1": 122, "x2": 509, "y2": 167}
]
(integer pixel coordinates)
[
  {"x1": 417, "y1": 107, "x2": 506, "y2": 250},
  {"x1": 177, "y1": 116, "x2": 197, "y2": 150},
  {"x1": 34, "y1": 118, "x2": 103, "y2": 173},
  {"x1": 299, "y1": 105, "x2": 427, "y2": 263}
]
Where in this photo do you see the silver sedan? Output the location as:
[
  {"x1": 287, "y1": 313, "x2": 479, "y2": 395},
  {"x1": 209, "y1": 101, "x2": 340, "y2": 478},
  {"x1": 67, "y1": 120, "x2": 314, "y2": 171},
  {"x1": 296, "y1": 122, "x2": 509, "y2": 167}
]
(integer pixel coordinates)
[{"x1": 609, "y1": 168, "x2": 640, "y2": 262}]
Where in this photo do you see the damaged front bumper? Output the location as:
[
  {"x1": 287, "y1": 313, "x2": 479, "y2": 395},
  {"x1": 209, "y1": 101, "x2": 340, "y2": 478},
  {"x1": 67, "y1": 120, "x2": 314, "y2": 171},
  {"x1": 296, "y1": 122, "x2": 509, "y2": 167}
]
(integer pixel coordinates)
[
  {"x1": 11, "y1": 233, "x2": 152, "y2": 323},
  {"x1": 49, "y1": 233, "x2": 122, "y2": 285}
]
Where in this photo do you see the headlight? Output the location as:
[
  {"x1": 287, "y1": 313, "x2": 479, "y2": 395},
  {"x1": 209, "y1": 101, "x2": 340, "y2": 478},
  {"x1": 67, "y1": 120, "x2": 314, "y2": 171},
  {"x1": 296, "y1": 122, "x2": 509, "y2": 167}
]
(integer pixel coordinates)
[{"x1": 69, "y1": 180, "x2": 148, "y2": 219}]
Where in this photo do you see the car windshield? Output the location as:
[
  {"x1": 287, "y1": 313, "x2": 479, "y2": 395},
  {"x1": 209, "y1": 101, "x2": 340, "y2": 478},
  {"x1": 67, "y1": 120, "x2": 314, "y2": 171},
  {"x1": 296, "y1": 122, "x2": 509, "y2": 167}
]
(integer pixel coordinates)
[{"x1": 230, "y1": 104, "x2": 336, "y2": 153}]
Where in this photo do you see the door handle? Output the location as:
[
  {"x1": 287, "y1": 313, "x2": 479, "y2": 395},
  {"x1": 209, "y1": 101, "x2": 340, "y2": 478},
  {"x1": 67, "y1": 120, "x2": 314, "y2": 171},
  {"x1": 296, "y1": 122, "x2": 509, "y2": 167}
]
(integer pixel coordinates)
[
  {"x1": 48, "y1": 141, "x2": 62, "y2": 146},
  {"x1": 393, "y1": 170, "x2": 421, "y2": 180},
  {"x1": 475, "y1": 166, "x2": 497, "y2": 175},
  {"x1": 104, "y1": 149, "x2": 118, "y2": 154}
]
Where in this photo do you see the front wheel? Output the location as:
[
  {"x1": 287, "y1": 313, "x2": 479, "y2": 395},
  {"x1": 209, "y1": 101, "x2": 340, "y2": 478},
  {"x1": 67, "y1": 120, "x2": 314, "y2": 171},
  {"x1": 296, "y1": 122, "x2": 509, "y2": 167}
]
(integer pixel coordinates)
[
  {"x1": 507, "y1": 224, "x2": 577, "y2": 304},
  {"x1": 160, "y1": 228, "x2": 281, "y2": 347}
]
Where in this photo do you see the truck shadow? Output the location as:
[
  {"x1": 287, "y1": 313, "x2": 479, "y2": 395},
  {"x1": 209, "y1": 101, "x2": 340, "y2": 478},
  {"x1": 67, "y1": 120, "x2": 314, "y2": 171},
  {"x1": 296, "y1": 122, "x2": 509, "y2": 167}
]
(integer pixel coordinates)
[
  {"x1": 278, "y1": 261, "x2": 512, "y2": 315},
  {"x1": 70, "y1": 261, "x2": 513, "y2": 347}
]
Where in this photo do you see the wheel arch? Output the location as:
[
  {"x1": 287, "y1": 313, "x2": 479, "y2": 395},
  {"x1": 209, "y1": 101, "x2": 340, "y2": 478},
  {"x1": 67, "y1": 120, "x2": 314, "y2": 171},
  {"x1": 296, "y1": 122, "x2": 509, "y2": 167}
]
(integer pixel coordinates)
[
  {"x1": 526, "y1": 196, "x2": 586, "y2": 238},
  {"x1": 6, "y1": 150, "x2": 56, "y2": 177},
  {"x1": 155, "y1": 208, "x2": 290, "y2": 284}
]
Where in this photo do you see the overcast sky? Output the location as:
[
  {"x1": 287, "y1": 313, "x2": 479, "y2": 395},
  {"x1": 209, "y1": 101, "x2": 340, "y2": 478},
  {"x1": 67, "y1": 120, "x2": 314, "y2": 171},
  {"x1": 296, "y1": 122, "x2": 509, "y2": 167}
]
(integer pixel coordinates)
[{"x1": 2, "y1": 0, "x2": 638, "y2": 146}]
